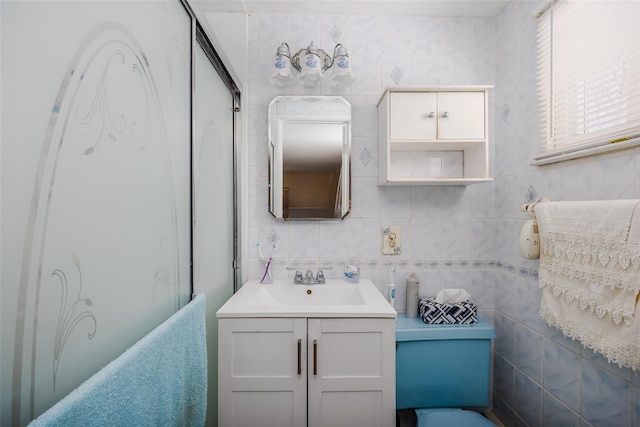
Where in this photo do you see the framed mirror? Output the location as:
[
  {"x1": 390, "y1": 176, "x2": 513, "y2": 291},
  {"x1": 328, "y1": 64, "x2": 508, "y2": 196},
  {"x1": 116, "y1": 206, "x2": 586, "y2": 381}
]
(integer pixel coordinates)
[{"x1": 268, "y1": 96, "x2": 351, "y2": 220}]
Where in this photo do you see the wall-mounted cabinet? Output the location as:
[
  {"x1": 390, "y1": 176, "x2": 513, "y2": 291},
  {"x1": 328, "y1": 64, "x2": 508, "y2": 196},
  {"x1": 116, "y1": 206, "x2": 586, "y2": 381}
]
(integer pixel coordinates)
[{"x1": 377, "y1": 86, "x2": 493, "y2": 185}]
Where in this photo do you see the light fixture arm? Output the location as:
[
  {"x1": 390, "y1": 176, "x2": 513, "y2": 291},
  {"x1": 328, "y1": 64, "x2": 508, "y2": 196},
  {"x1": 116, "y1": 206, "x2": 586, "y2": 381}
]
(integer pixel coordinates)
[
  {"x1": 319, "y1": 47, "x2": 333, "y2": 71},
  {"x1": 326, "y1": 43, "x2": 344, "y2": 69},
  {"x1": 290, "y1": 49, "x2": 302, "y2": 72}
]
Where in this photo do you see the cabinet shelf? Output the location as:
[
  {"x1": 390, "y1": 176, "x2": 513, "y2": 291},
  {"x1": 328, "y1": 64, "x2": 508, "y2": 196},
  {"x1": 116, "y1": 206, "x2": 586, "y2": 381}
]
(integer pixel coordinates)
[
  {"x1": 378, "y1": 86, "x2": 493, "y2": 186},
  {"x1": 382, "y1": 177, "x2": 493, "y2": 186},
  {"x1": 389, "y1": 140, "x2": 487, "y2": 151}
]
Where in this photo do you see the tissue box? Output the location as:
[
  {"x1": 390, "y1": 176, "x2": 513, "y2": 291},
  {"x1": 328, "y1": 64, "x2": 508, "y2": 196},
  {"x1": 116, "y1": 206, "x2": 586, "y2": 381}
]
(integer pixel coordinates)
[{"x1": 419, "y1": 297, "x2": 477, "y2": 325}]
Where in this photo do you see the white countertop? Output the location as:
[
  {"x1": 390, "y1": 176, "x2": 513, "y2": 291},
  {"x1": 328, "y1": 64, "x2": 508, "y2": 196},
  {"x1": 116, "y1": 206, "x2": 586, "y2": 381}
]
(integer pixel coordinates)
[{"x1": 216, "y1": 279, "x2": 397, "y2": 318}]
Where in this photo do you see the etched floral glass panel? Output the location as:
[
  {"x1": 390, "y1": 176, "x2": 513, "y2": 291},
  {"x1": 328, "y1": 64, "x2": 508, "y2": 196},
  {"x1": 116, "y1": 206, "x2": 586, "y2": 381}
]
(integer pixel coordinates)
[{"x1": 1, "y1": 2, "x2": 191, "y2": 424}]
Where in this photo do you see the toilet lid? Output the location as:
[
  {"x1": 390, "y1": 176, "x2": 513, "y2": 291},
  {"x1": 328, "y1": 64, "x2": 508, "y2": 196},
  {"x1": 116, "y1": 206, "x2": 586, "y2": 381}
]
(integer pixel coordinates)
[{"x1": 415, "y1": 408, "x2": 497, "y2": 427}]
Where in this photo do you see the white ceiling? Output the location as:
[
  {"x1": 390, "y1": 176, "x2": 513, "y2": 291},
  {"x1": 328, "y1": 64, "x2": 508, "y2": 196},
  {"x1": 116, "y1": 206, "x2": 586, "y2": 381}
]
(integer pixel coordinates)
[{"x1": 195, "y1": 0, "x2": 512, "y2": 17}]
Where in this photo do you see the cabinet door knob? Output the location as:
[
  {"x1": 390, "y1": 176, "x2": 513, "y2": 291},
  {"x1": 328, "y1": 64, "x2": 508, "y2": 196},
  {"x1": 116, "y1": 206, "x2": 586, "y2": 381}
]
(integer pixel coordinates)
[
  {"x1": 426, "y1": 112, "x2": 434, "y2": 119},
  {"x1": 441, "y1": 111, "x2": 449, "y2": 119}
]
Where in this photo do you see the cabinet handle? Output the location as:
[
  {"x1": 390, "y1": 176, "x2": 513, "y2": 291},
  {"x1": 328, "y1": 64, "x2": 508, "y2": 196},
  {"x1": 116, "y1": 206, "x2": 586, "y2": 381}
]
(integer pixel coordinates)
[
  {"x1": 297, "y1": 339, "x2": 302, "y2": 375},
  {"x1": 426, "y1": 112, "x2": 434, "y2": 119},
  {"x1": 441, "y1": 111, "x2": 449, "y2": 119},
  {"x1": 313, "y1": 339, "x2": 318, "y2": 375}
]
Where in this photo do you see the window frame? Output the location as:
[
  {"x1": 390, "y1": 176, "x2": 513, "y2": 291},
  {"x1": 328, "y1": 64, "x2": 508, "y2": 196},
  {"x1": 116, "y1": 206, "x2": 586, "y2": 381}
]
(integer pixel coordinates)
[{"x1": 534, "y1": 0, "x2": 640, "y2": 165}]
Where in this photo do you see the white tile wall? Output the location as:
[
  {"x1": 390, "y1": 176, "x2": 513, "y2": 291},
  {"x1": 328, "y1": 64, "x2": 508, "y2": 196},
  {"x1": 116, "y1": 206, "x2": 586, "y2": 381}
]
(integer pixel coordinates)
[
  {"x1": 382, "y1": 16, "x2": 411, "y2": 55},
  {"x1": 248, "y1": 11, "x2": 497, "y2": 307},
  {"x1": 246, "y1": 6, "x2": 640, "y2": 426},
  {"x1": 514, "y1": 370, "x2": 542, "y2": 426},
  {"x1": 493, "y1": 1, "x2": 640, "y2": 426}
]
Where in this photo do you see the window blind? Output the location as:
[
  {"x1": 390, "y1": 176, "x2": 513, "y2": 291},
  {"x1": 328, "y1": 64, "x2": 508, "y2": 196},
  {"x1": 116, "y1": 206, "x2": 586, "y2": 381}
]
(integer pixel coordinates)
[{"x1": 535, "y1": 0, "x2": 640, "y2": 163}]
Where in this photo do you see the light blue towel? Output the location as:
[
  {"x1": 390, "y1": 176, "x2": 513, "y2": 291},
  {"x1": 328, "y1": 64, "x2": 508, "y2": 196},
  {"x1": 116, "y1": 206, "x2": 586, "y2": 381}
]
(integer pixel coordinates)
[{"x1": 29, "y1": 293, "x2": 207, "y2": 427}]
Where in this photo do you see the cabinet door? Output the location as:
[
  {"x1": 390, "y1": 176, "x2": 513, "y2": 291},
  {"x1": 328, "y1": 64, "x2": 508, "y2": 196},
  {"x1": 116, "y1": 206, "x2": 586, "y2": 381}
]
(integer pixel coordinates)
[
  {"x1": 218, "y1": 318, "x2": 307, "y2": 427},
  {"x1": 437, "y1": 92, "x2": 485, "y2": 139},
  {"x1": 389, "y1": 92, "x2": 438, "y2": 140},
  {"x1": 307, "y1": 318, "x2": 395, "y2": 427}
]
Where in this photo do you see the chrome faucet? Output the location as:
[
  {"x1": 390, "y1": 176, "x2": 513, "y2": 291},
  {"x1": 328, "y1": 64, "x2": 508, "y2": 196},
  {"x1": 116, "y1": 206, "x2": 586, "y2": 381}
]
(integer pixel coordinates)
[{"x1": 289, "y1": 267, "x2": 329, "y2": 284}]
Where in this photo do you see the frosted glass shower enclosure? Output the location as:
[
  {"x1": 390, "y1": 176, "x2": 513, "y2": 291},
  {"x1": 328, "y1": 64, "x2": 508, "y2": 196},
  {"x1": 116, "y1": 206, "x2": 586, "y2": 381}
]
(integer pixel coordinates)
[
  {"x1": 193, "y1": 34, "x2": 238, "y2": 425},
  {"x1": 1, "y1": 1, "x2": 238, "y2": 425}
]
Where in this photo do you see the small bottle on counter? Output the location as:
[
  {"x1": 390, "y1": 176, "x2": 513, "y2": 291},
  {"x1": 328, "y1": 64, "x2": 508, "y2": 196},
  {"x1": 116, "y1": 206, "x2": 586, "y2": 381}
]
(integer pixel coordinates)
[
  {"x1": 405, "y1": 273, "x2": 420, "y2": 318},
  {"x1": 388, "y1": 268, "x2": 396, "y2": 308}
]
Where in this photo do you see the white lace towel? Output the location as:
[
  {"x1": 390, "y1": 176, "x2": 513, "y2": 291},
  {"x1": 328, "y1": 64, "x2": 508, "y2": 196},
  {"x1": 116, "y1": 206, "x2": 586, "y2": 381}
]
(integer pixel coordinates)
[{"x1": 535, "y1": 200, "x2": 640, "y2": 371}]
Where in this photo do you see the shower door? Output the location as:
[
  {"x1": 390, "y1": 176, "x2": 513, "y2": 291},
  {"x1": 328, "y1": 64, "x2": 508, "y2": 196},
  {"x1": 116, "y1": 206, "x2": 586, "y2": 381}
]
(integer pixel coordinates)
[
  {"x1": 1, "y1": 1, "x2": 192, "y2": 425},
  {"x1": 192, "y1": 30, "x2": 238, "y2": 426},
  {"x1": 1, "y1": 2, "x2": 240, "y2": 426}
]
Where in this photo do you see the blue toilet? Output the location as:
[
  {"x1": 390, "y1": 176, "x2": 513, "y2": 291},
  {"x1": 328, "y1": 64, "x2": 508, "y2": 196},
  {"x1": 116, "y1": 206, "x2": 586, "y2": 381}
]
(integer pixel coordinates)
[{"x1": 395, "y1": 314, "x2": 497, "y2": 427}]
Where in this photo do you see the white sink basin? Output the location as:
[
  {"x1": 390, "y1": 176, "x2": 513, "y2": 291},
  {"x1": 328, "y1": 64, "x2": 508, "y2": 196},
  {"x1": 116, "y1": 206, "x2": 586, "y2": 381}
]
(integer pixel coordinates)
[
  {"x1": 262, "y1": 283, "x2": 366, "y2": 306},
  {"x1": 216, "y1": 279, "x2": 396, "y2": 318}
]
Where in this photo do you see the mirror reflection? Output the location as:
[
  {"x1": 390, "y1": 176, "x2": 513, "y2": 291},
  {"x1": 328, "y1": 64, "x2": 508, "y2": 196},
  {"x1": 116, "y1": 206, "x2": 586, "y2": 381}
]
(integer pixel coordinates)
[{"x1": 268, "y1": 96, "x2": 351, "y2": 220}]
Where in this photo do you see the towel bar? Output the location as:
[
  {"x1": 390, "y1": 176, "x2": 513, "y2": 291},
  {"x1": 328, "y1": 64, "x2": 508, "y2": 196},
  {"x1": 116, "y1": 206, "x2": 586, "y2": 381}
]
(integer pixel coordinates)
[{"x1": 521, "y1": 196, "x2": 551, "y2": 215}]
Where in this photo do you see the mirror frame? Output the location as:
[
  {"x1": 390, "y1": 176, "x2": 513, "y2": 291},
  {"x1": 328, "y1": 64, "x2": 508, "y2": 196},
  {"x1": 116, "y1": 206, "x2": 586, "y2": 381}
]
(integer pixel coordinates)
[{"x1": 268, "y1": 96, "x2": 351, "y2": 220}]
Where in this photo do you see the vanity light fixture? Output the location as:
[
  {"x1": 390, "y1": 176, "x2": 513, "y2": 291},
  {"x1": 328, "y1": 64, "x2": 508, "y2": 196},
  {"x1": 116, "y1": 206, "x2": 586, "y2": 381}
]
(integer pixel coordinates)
[{"x1": 269, "y1": 41, "x2": 356, "y2": 87}]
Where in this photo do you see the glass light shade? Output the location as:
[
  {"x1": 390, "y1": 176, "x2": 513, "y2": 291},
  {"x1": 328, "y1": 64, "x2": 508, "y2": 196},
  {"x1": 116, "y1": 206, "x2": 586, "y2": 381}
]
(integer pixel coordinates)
[
  {"x1": 270, "y1": 43, "x2": 294, "y2": 87},
  {"x1": 297, "y1": 52, "x2": 323, "y2": 85},
  {"x1": 270, "y1": 53, "x2": 294, "y2": 86},
  {"x1": 328, "y1": 53, "x2": 356, "y2": 86}
]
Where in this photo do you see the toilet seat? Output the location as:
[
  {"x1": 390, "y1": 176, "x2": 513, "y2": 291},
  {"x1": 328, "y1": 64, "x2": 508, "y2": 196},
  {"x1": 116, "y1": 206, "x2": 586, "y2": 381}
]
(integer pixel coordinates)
[{"x1": 415, "y1": 408, "x2": 497, "y2": 427}]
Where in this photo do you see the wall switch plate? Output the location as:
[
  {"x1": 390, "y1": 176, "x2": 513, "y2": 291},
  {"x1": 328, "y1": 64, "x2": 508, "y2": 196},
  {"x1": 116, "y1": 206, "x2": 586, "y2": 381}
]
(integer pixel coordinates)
[{"x1": 382, "y1": 226, "x2": 401, "y2": 255}]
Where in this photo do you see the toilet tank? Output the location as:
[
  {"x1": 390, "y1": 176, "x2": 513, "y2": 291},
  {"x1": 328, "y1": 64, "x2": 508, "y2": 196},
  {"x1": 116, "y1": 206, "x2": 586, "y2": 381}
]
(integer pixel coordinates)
[{"x1": 395, "y1": 314, "x2": 496, "y2": 410}]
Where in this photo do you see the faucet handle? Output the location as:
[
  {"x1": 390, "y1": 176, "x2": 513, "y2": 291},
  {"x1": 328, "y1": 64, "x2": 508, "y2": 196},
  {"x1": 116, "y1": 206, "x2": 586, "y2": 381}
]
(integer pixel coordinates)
[
  {"x1": 304, "y1": 269, "x2": 314, "y2": 281},
  {"x1": 315, "y1": 266, "x2": 332, "y2": 283},
  {"x1": 287, "y1": 267, "x2": 304, "y2": 283}
]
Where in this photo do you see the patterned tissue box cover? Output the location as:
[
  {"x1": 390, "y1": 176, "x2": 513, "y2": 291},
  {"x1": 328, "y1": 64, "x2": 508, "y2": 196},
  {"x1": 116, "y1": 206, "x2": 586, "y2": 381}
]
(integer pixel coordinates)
[{"x1": 418, "y1": 297, "x2": 478, "y2": 324}]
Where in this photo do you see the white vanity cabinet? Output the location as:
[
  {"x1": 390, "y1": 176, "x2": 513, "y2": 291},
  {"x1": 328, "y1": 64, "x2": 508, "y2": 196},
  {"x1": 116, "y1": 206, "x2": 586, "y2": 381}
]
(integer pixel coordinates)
[
  {"x1": 218, "y1": 317, "x2": 395, "y2": 427},
  {"x1": 378, "y1": 86, "x2": 493, "y2": 185}
]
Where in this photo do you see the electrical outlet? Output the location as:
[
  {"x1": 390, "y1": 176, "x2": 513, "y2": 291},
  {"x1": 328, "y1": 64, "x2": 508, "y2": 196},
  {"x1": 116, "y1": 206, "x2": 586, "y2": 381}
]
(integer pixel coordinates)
[{"x1": 382, "y1": 226, "x2": 401, "y2": 255}]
